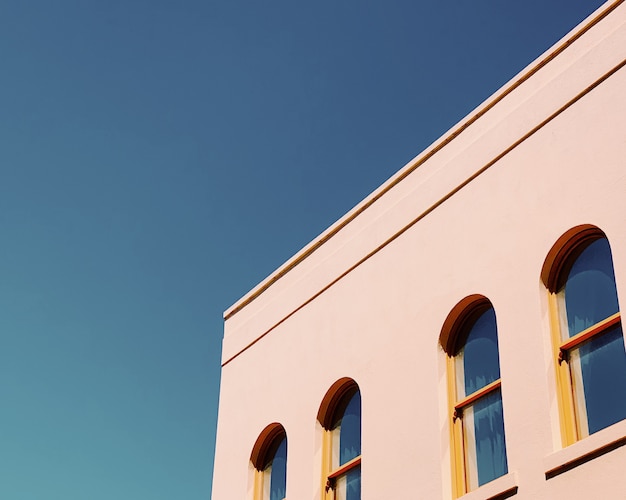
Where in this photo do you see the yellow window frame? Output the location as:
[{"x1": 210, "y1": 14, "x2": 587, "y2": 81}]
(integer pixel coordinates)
[
  {"x1": 447, "y1": 355, "x2": 503, "y2": 497},
  {"x1": 318, "y1": 378, "x2": 361, "y2": 500},
  {"x1": 541, "y1": 225, "x2": 622, "y2": 447},
  {"x1": 549, "y1": 290, "x2": 622, "y2": 446},
  {"x1": 441, "y1": 295, "x2": 505, "y2": 497}
]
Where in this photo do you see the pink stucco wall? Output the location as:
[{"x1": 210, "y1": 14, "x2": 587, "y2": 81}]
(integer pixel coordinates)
[{"x1": 213, "y1": 2, "x2": 626, "y2": 498}]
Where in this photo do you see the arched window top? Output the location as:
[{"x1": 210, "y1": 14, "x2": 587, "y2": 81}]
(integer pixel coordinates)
[
  {"x1": 317, "y1": 378, "x2": 360, "y2": 430},
  {"x1": 250, "y1": 423, "x2": 286, "y2": 470},
  {"x1": 541, "y1": 224, "x2": 608, "y2": 292},
  {"x1": 439, "y1": 294, "x2": 493, "y2": 356},
  {"x1": 251, "y1": 423, "x2": 287, "y2": 500}
]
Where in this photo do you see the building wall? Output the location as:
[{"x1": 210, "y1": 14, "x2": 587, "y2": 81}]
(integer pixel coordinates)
[{"x1": 213, "y1": 2, "x2": 626, "y2": 498}]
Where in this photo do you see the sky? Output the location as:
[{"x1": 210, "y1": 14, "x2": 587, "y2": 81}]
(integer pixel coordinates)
[{"x1": 0, "y1": 1, "x2": 607, "y2": 498}]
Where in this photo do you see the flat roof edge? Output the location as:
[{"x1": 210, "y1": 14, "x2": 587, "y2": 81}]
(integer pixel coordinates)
[{"x1": 224, "y1": 0, "x2": 623, "y2": 321}]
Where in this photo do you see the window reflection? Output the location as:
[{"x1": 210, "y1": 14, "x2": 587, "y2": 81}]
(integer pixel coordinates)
[
  {"x1": 337, "y1": 391, "x2": 361, "y2": 465},
  {"x1": 335, "y1": 468, "x2": 361, "y2": 500},
  {"x1": 464, "y1": 389, "x2": 507, "y2": 488},
  {"x1": 458, "y1": 308, "x2": 501, "y2": 397},
  {"x1": 563, "y1": 238, "x2": 620, "y2": 337},
  {"x1": 266, "y1": 436, "x2": 287, "y2": 500}
]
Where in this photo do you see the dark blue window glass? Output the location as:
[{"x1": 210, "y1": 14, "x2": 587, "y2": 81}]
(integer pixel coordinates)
[
  {"x1": 339, "y1": 391, "x2": 361, "y2": 465},
  {"x1": 564, "y1": 238, "x2": 620, "y2": 337},
  {"x1": 463, "y1": 308, "x2": 500, "y2": 396},
  {"x1": 268, "y1": 436, "x2": 287, "y2": 500},
  {"x1": 344, "y1": 467, "x2": 361, "y2": 500},
  {"x1": 576, "y1": 325, "x2": 626, "y2": 434},
  {"x1": 472, "y1": 389, "x2": 508, "y2": 486}
]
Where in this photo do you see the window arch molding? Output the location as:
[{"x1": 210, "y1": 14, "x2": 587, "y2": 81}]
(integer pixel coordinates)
[
  {"x1": 541, "y1": 223, "x2": 606, "y2": 292},
  {"x1": 250, "y1": 422, "x2": 287, "y2": 470},
  {"x1": 439, "y1": 294, "x2": 492, "y2": 356},
  {"x1": 250, "y1": 423, "x2": 287, "y2": 500},
  {"x1": 317, "y1": 377, "x2": 359, "y2": 429}
]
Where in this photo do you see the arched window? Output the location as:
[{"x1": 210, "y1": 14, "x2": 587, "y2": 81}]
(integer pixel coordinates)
[
  {"x1": 441, "y1": 296, "x2": 508, "y2": 496},
  {"x1": 250, "y1": 424, "x2": 287, "y2": 500},
  {"x1": 318, "y1": 378, "x2": 361, "y2": 500},
  {"x1": 542, "y1": 225, "x2": 626, "y2": 445}
]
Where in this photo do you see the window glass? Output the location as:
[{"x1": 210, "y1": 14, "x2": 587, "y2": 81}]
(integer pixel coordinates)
[
  {"x1": 458, "y1": 308, "x2": 501, "y2": 397},
  {"x1": 571, "y1": 325, "x2": 626, "y2": 435},
  {"x1": 463, "y1": 389, "x2": 507, "y2": 489},
  {"x1": 335, "y1": 468, "x2": 361, "y2": 500},
  {"x1": 267, "y1": 436, "x2": 287, "y2": 500},
  {"x1": 563, "y1": 238, "x2": 620, "y2": 337},
  {"x1": 338, "y1": 391, "x2": 361, "y2": 465}
]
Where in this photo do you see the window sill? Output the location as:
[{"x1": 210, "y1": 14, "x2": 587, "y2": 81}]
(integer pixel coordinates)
[
  {"x1": 459, "y1": 472, "x2": 518, "y2": 500},
  {"x1": 544, "y1": 419, "x2": 626, "y2": 479}
]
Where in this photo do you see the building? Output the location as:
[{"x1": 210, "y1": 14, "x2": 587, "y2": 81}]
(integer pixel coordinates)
[{"x1": 212, "y1": 2, "x2": 626, "y2": 498}]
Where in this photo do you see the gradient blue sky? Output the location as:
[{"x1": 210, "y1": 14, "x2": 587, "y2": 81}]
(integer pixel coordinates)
[{"x1": 0, "y1": 1, "x2": 605, "y2": 498}]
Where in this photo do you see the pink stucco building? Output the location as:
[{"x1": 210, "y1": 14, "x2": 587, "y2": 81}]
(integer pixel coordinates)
[{"x1": 212, "y1": 1, "x2": 626, "y2": 498}]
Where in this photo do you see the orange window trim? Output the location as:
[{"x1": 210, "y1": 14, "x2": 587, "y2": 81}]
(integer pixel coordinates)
[
  {"x1": 454, "y1": 379, "x2": 502, "y2": 416},
  {"x1": 559, "y1": 312, "x2": 621, "y2": 352},
  {"x1": 325, "y1": 456, "x2": 361, "y2": 494},
  {"x1": 327, "y1": 456, "x2": 361, "y2": 481}
]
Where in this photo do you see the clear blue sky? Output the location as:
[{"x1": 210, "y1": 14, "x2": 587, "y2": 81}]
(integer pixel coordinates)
[{"x1": 0, "y1": 1, "x2": 605, "y2": 498}]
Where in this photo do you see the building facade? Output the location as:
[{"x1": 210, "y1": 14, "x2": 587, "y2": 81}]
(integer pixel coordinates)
[{"x1": 212, "y1": 1, "x2": 626, "y2": 498}]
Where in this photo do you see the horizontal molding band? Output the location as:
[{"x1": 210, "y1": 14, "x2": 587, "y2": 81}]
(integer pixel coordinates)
[
  {"x1": 224, "y1": 0, "x2": 625, "y2": 322},
  {"x1": 545, "y1": 435, "x2": 626, "y2": 479},
  {"x1": 222, "y1": 66, "x2": 626, "y2": 368}
]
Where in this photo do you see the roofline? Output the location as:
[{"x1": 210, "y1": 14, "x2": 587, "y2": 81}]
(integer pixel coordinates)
[{"x1": 224, "y1": 0, "x2": 623, "y2": 321}]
